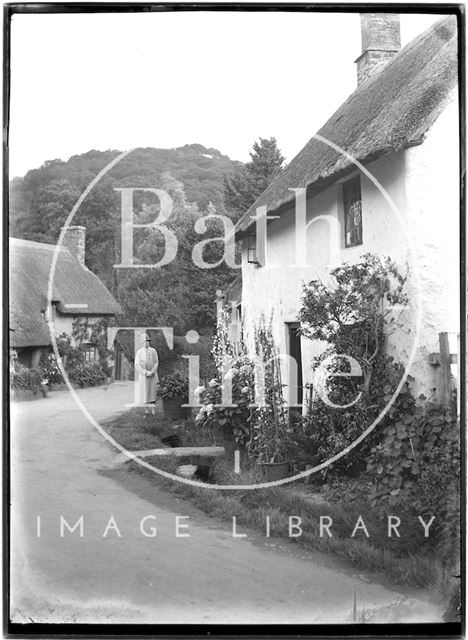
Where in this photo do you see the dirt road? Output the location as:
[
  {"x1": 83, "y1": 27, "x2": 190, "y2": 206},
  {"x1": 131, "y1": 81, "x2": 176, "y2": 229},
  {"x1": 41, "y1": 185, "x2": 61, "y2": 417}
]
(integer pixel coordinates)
[{"x1": 10, "y1": 382, "x2": 441, "y2": 624}]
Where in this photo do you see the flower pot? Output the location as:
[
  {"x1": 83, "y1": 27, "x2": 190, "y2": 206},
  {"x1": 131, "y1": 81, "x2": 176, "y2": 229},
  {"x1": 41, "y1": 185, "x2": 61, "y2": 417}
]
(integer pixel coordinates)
[
  {"x1": 262, "y1": 460, "x2": 290, "y2": 482},
  {"x1": 162, "y1": 396, "x2": 189, "y2": 420}
]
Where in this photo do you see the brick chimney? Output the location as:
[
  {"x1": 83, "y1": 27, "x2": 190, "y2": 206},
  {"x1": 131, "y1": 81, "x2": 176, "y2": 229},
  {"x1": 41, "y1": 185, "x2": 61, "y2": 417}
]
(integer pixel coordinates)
[
  {"x1": 62, "y1": 226, "x2": 86, "y2": 266},
  {"x1": 355, "y1": 14, "x2": 401, "y2": 86}
]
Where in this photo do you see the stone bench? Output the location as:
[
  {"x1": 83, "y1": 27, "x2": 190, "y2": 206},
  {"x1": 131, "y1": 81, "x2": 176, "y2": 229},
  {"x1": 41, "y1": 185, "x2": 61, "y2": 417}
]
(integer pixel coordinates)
[{"x1": 116, "y1": 446, "x2": 224, "y2": 467}]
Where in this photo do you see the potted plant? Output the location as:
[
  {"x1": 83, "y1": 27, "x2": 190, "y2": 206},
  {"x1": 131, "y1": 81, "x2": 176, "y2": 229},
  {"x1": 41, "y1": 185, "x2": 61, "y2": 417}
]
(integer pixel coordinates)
[
  {"x1": 195, "y1": 360, "x2": 253, "y2": 467},
  {"x1": 262, "y1": 457, "x2": 290, "y2": 481},
  {"x1": 249, "y1": 319, "x2": 291, "y2": 481},
  {"x1": 251, "y1": 406, "x2": 291, "y2": 481},
  {"x1": 159, "y1": 372, "x2": 189, "y2": 419}
]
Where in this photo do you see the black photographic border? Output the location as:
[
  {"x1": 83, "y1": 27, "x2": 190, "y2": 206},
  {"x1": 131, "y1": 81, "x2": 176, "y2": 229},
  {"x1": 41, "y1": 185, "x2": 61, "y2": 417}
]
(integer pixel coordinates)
[{"x1": 3, "y1": 2, "x2": 466, "y2": 638}]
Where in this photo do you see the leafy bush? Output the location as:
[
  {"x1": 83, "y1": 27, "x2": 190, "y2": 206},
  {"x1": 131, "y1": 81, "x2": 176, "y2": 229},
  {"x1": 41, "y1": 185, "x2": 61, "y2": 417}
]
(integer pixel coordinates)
[
  {"x1": 158, "y1": 372, "x2": 189, "y2": 399},
  {"x1": 56, "y1": 332, "x2": 82, "y2": 360},
  {"x1": 196, "y1": 314, "x2": 290, "y2": 462},
  {"x1": 39, "y1": 352, "x2": 63, "y2": 385},
  {"x1": 194, "y1": 356, "x2": 254, "y2": 446},
  {"x1": 248, "y1": 318, "x2": 289, "y2": 463},
  {"x1": 55, "y1": 332, "x2": 108, "y2": 387},
  {"x1": 68, "y1": 361, "x2": 107, "y2": 388},
  {"x1": 298, "y1": 254, "x2": 460, "y2": 559},
  {"x1": 11, "y1": 364, "x2": 44, "y2": 394},
  {"x1": 366, "y1": 400, "x2": 459, "y2": 556},
  {"x1": 295, "y1": 255, "x2": 410, "y2": 476},
  {"x1": 72, "y1": 317, "x2": 113, "y2": 372},
  {"x1": 299, "y1": 253, "x2": 408, "y2": 399},
  {"x1": 288, "y1": 396, "x2": 376, "y2": 475}
]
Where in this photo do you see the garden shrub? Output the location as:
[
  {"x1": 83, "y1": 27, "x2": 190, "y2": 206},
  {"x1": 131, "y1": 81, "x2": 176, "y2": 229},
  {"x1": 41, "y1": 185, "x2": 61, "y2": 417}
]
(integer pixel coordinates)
[
  {"x1": 296, "y1": 254, "x2": 460, "y2": 559},
  {"x1": 39, "y1": 352, "x2": 64, "y2": 385},
  {"x1": 55, "y1": 332, "x2": 108, "y2": 387},
  {"x1": 194, "y1": 355, "x2": 254, "y2": 446},
  {"x1": 288, "y1": 398, "x2": 375, "y2": 475},
  {"x1": 11, "y1": 364, "x2": 44, "y2": 395},
  {"x1": 68, "y1": 361, "x2": 107, "y2": 388},
  {"x1": 72, "y1": 317, "x2": 113, "y2": 370},
  {"x1": 158, "y1": 372, "x2": 189, "y2": 399},
  {"x1": 366, "y1": 399, "x2": 459, "y2": 557},
  {"x1": 195, "y1": 311, "x2": 291, "y2": 463},
  {"x1": 293, "y1": 255, "x2": 409, "y2": 477}
]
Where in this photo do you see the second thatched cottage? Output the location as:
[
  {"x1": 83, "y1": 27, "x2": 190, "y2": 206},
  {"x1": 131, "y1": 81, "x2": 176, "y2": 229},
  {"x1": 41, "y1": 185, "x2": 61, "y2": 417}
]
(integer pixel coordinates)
[
  {"x1": 233, "y1": 14, "x2": 460, "y2": 406},
  {"x1": 10, "y1": 226, "x2": 121, "y2": 371}
]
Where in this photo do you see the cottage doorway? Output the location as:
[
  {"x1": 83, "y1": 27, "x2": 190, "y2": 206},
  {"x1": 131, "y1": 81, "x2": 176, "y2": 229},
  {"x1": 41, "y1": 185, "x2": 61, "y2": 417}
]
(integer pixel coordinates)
[
  {"x1": 286, "y1": 322, "x2": 303, "y2": 407},
  {"x1": 114, "y1": 342, "x2": 124, "y2": 380}
]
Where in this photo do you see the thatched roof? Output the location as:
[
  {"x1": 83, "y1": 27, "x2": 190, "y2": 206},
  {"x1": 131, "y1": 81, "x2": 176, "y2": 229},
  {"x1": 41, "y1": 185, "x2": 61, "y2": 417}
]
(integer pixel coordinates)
[
  {"x1": 10, "y1": 238, "x2": 121, "y2": 348},
  {"x1": 235, "y1": 15, "x2": 458, "y2": 235}
]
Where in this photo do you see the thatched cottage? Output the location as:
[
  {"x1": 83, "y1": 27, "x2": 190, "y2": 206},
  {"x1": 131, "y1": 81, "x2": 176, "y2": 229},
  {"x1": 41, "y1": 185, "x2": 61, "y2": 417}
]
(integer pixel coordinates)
[
  {"x1": 234, "y1": 14, "x2": 459, "y2": 403},
  {"x1": 10, "y1": 226, "x2": 121, "y2": 368}
]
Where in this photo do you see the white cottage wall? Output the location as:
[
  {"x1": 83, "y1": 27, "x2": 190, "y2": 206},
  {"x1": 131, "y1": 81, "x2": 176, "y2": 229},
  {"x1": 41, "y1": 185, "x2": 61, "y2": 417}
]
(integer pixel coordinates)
[
  {"x1": 53, "y1": 314, "x2": 76, "y2": 341},
  {"x1": 241, "y1": 150, "x2": 409, "y2": 395},
  {"x1": 241, "y1": 94, "x2": 459, "y2": 401},
  {"x1": 402, "y1": 92, "x2": 460, "y2": 398},
  {"x1": 53, "y1": 313, "x2": 110, "y2": 348}
]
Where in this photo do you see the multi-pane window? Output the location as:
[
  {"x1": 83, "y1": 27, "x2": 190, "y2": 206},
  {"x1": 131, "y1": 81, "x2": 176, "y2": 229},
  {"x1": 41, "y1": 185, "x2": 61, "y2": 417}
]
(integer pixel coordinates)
[
  {"x1": 343, "y1": 176, "x2": 363, "y2": 248},
  {"x1": 247, "y1": 234, "x2": 258, "y2": 264},
  {"x1": 84, "y1": 344, "x2": 98, "y2": 361}
]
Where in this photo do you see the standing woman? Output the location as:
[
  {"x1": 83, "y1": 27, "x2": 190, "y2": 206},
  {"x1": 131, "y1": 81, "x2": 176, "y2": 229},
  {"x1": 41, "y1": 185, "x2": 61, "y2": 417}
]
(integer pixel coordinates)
[{"x1": 135, "y1": 333, "x2": 159, "y2": 415}]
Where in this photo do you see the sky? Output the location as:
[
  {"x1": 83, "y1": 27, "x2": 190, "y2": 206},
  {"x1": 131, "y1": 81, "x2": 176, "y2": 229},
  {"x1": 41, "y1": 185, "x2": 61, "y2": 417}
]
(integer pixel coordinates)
[{"x1": 9, "y1": 10, "x2": 443, "y2": 178}]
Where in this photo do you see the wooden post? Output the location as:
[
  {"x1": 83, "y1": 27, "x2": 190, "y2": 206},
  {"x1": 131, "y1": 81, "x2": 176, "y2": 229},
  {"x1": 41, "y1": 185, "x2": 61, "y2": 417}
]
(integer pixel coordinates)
[
  {"x1": 439, "y1": 332, "x2": 452, "y2": 407},
  {"x1": 457, "y1": 333, "x2": 460, "y2": 417}
]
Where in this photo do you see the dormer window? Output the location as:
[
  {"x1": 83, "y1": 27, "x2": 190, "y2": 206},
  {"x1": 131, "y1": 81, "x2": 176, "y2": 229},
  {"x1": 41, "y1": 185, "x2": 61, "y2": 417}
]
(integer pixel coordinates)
[{"x1": 343, "y1": 176, "x2": 363, "y2": 248}]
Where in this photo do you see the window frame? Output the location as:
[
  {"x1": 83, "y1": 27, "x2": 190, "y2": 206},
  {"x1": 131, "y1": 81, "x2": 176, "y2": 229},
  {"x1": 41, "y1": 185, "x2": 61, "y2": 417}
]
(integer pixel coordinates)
[
  {"x1": 247, "y1": 234, "x2": 259, "y2": 264},
  {"x1": 343, "y1": 175, "x2": 363, "y2": 248},
  {"x1": 83, "y1": 343, "x2": 98, "y2": 362}
]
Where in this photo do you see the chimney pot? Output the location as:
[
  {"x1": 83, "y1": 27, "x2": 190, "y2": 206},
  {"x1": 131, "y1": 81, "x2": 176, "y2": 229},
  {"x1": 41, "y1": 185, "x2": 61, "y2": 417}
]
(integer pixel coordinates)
[
  {"x1": 355, "y1": 14, "x2": 401, "y2": 86},
  {"x1": 62, "y1": 226, "x2": 86, "y2": 266}
]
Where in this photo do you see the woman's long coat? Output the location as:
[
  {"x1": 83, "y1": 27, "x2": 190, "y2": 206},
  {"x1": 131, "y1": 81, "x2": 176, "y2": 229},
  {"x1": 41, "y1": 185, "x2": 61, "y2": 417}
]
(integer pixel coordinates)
[{"x1": 134, "y1": 346, "x2": 159, "y2": 404}]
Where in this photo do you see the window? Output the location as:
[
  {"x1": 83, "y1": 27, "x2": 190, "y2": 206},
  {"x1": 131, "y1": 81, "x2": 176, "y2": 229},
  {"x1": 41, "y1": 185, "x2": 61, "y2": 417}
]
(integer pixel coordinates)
[
  {"x1": 287, "y1": 322, "x2": 303, "y2": 408},
  {"x1": 228, "y1": 303, "x2": 242, "y2": 347},
  {"x1": 247, "y1": 234, "x2": 258, "y2": 264},
  {"x1": 84, "y1": 344, "x2": 98, "y2": 361},
  {"x1": 343, "y1": 176, "x2": 363, "y2": 247}
]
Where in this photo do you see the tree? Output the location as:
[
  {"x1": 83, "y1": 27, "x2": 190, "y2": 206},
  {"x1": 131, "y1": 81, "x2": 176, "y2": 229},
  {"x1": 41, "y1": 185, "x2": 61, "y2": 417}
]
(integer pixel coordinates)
[
  {"x1": 9, "y1": 145, "x2": 241, "y2": 335},
  {"x1": 224, "y1": 137, "x2": 285, "y2": 220},
  {"x1": 298, "y1": 254, "x2": 408, "y2": 396},
  {"x1": 116, "y1": 185, "x2": 237, "y2": 334}
]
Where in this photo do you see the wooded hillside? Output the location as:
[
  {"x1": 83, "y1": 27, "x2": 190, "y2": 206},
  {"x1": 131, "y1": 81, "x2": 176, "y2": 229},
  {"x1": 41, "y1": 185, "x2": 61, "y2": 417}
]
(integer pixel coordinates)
[{"x1": 9, "y1": 144, "x2": 243, "y2": 334}]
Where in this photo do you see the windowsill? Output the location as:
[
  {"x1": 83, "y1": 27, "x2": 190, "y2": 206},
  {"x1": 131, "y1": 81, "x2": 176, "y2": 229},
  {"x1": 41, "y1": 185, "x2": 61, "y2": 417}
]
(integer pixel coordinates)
[{"x1": 344, "y1": 241, "x2": 363, "y2": 249}]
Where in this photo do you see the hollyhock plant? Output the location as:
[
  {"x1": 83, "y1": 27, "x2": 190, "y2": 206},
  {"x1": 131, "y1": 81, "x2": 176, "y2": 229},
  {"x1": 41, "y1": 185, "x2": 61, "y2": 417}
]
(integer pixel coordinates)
[{"x1": 195, "y1": 355, "x2": 255, "y2": 445}]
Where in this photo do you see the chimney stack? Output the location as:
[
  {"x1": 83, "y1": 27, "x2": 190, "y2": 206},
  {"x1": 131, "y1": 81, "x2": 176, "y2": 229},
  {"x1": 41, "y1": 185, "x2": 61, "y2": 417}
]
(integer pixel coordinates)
[
  {"x1": 62, "y1": 226, "x2": 86, "y2": 266},
  {"x1": 355, "y1": 14, "x2": 401, "y2": 86}
]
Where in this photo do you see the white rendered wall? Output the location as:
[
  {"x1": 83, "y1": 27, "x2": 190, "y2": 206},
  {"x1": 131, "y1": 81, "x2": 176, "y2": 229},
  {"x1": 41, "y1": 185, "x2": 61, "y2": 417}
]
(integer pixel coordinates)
[
  {"x1": 401, "y1": 93, "x2": 460, "y2": 399},
  {"x1": 241, "y1": 91, "x2": 459, "y2": 400},
  {"x1": 52, "y1": 313, "x2": 76, "y2": 342},
  {"x1": 53, "y1": 313, "x2": 108, "y2": 347}
]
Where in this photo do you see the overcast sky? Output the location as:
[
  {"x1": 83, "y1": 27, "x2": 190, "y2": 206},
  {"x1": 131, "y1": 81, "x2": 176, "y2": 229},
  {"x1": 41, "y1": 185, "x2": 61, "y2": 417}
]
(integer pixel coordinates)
[{"x1": 9, "y1": 10, "x2": 443, "y2": 178}]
